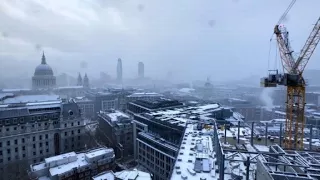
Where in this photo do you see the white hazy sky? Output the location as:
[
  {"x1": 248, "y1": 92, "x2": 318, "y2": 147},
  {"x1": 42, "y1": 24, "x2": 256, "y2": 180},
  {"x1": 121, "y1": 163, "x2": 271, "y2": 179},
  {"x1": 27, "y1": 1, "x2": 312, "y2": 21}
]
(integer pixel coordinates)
[{"x1": 0, "y1": 0, "x2": 319, "y2": 82}]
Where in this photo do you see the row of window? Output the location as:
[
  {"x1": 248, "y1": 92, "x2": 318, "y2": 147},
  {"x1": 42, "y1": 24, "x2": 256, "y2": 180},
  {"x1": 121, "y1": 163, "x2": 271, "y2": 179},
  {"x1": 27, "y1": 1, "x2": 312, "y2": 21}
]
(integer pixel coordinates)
[
  {"x1": 0, "y1": 113, "x2": 59, "y2": 126},
  {"x1": 64, "y1": 121, "x2": 81, "y2": 128}
]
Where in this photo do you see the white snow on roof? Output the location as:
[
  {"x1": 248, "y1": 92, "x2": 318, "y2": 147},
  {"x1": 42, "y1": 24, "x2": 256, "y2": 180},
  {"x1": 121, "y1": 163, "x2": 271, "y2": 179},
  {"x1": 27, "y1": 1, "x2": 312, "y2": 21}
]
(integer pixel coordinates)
[
  {"x1": 1, "y1": 95, "x2": 60, "y2": 104},
  {"x1": 1, "y1": 88, "x2": 31, "y2": 92},
  {"x1": 170, "y1": 123, "x2": 217, "y2": 180},
  {"x1": 127, "y1": 92, "x2": 162, "y2": 98},
  {"x1": 179, "y1": 88, "x2": 195, "y2": 93},
  {"x1": 92, "y1": 171, "x2": 115, "y2": 180},
  {"x1": 49, "y1": 153, "x2": 87, "y2": 176},
  {"x1": 107, "y1": 111, "x2": 129, "y2": 122},
  {"x1": 31, "y1": 148, "x2": 114, "y2": 178},
  {"x1": 0, "y1": 93, "x2": 14, "y2": 99},
  {"x1": 115, "y1": 169, "x2": 152, "y2": 180},
  {"x1": 56, "y1": 86, "x2": 83, "y2": 89}
]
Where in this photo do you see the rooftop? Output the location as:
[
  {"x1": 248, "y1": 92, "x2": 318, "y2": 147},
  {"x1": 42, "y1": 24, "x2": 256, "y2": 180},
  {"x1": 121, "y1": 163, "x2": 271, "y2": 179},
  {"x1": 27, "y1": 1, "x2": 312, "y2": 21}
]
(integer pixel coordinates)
[
  {"x1": 31, "y1": 147, "x2": 115, "y2": 179},
  {"x1": 127, "y1": 92, "x2": 163, "y2": 98},
  {"x1": 0, "y1": 94, "x2": 60, "y2": 104},
  {"x1": 92, "y1": 169, "x2": 152, "y2": 180},
  {"x1": 170, "y1": 123, "x2": 217, "y2": 180},
  {"x1": 140, "y1": 103, "x2": 220, "y2": 127}
]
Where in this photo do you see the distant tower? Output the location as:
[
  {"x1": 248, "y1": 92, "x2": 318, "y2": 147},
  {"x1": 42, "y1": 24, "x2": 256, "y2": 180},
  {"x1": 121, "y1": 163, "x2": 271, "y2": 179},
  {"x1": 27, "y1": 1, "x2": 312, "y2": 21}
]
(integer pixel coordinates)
[
  {"x1": 117, "y1": 58, "x2": 123, "y2": 82},
  {"x1": 83, "y1": 73, "x2": 90, "y2": 88},
  {"x1": 77, "y1": 73, "x2": 83, "y2": 86},
  {"x1": 138, "y1": 62, "x2": 144, "y2": 79}
]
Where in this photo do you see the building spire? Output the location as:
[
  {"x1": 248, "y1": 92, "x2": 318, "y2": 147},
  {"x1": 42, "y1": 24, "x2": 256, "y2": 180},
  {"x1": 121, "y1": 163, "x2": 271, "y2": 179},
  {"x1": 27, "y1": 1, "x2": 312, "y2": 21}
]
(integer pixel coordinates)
[{"x1": 41, "y1": 51, "x2": 47, "y2": 64}]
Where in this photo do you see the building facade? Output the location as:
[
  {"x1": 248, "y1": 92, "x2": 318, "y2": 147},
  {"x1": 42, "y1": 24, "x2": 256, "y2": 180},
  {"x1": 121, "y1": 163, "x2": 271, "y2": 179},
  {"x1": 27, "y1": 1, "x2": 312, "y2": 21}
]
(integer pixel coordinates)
[
  {"x1": 0, "y1": 95, "x2": 86, "y2": 179},
  {"x1": 97, "y1": 110, "x2": 133, "y2": 159},
  {"x1": 32, "y1": 52, "x2": 56, "y2": 90}
]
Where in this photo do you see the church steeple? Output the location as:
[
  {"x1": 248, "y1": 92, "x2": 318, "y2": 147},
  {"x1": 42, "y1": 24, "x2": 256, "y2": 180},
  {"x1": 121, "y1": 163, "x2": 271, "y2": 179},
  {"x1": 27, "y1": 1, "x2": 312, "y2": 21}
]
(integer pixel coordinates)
[
  {"x1": 41, "y1": 51, "x2": 47, "y2": 64},
  {"x1": 83, "y1": 73, "x2": 90, "y2": 88},
  {"x1": 77, "y1": 73, "x2": 83, "y2": 86}
]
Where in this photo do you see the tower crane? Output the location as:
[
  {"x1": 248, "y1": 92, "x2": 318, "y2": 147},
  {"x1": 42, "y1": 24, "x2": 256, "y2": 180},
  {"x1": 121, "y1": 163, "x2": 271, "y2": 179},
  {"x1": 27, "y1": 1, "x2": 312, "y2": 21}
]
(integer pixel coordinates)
[{"x1": 261, "y1": 17, "x2": 320, "y2": 150}]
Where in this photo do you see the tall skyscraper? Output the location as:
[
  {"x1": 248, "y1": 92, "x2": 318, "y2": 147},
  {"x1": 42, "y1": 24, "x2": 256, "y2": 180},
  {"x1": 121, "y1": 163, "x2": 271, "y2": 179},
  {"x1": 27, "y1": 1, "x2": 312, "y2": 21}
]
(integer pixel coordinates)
[
  {"x1": 138, "y1": 62, "x2": 144, "y2": 79},
  {"x1": 117, "y1": 58, "x2": 122, "y2": 82}
]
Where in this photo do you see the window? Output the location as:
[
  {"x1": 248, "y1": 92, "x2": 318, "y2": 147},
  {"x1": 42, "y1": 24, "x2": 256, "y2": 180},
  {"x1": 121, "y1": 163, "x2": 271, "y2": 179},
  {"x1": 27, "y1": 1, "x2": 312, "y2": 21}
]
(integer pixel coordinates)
[
  {"x1": 71, "y1": 130, "x2": 74, "y2": 135},
  {"x1": 33, "y1": 136, "x2": 36, "y2": 141},
  {"x1": 71, "y1": 122, "x2": 74, "y2": 126},
  {"x1": 33, "y1": 144, "x2": 36, "y2": 148},
  {"x1": 45, "y1": 123, "x2": 47, "y2": 126},
  {"x1": 14, "y1": 139, "x2": 17, "y2": 144},
  {"x1": 0, "y1": 142, "x2": 2, "y2": 147},
  {"x1": 71, "y1": 137, "x2": 74, "y2": 142},
  {"x1": 46, "y1": 149, "x2": 49, "y2": 153},
  {"x1": 22, "y1": 146, "x2": 25, "y2": 151},
  {"x1": 5, "y1": 119, "x2": 10, "y2": 125},
  {"x1": 46, "y1": 142, "x2": 49, "y2": 146},
  {"x1": 78, "y1": 121, "x2": 80, "y2": 125},
  {"x1": 78, "y1": 136, "x2": 81, "y2": 140},
  {"x1": 39, "y1": 135, "x2": 42, "y2": 140},
  {"x1": 15, "y1": 148, "x2": 18, "y2": 152},
  {"x1": 65, "y1": 132, "x2": 67, "y2": 136},
  {"x1": 22, "y1": 138, "x2": 25, "y2": 143},
  {"x1": 39, "y1": 143, "x2": 42, "y2": 147},
  {"x1": 19, "y1": 117, "x2": 24, "y2": 123},
  {"x1": 45, "y1": 134, "x2": 48, "y2": 139},
  {"x1": 21, "y1": 126, "x2": 24, "y2": 129},
  {"x1": 7, "y1": 149, "x2": 10, "y2": 154},
  {"x1": 38, "y1": 123, "x2": 41, "y2": 127},
  {"x1": 23, "y1": 154, "x2": 26, "y2": 158},
  {"x1": 0, "y1": 151, "x2": 2, "y2": 155},
  {"x1": 7, "y1": 141, "x2": 10, "y2": 146},
  {"x1": 6, "y1": 128, "x2": 9, "y2": 132},
  {"x1": 13, "y1": 118, "x2": 17, "y2": 124},
  {"x1": 78, "y1": 129, "x2": 81, "y2": 134},
  {"x1": 65, "y1": 123, "x2": 67, "y2": 128},
  {"x1": 40, "y1": 150, "x2": 43, "y2": 154},
  {"x1": 8, "y1": 157, "x2": 10, "y2": 161},
  {"x1": 0, "y1": 120, "x2": 2, "y2": 126},
  {"x1": 33, "y1": 152, "x2": 36, "y2": 156},
  {"x1": 14, "y1": 127, "x2": 17, "y2": 130}
]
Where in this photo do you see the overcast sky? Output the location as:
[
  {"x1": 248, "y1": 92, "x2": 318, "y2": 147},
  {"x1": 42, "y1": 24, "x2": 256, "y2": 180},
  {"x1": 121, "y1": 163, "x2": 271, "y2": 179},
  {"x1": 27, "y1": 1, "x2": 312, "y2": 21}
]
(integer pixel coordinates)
[{"x1": 0, "y1": 0, "x2": 319, "y2": 82}]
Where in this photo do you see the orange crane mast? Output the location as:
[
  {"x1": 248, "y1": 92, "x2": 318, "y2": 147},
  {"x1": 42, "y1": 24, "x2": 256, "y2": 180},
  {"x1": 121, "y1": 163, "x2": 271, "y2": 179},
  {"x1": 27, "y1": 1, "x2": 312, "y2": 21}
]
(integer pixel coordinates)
[{"x1": 261, "y1": 17, "x2": 320, "y2": 150}]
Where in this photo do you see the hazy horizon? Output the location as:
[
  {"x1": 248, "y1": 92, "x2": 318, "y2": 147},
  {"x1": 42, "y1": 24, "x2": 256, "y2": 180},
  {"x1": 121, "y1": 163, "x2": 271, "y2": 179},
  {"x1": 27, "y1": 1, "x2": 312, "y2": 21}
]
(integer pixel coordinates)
[{"x1": 1, "y1": 0, "x2": 320, "y2": 83}]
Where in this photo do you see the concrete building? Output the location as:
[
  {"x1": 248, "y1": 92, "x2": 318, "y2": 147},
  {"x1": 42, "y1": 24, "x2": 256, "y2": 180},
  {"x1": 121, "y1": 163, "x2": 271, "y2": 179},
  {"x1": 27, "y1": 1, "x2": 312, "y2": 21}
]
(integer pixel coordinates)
[
  {"x1": 30, "y1": 147, "x2": 115, "y2": 180},
  {"x1": 92, "y1": 169, "x2": 152, "y2": 180},
  {"x1": 32, "y1": 52, "x2": 56, "y2": 90},
  {"x1": 127, "y1": 98, "x2": 184, "y2": 115},
  {"x1": 133, "y1": 103, "x2": 223, "y2": 180},
  {"x1": 170, "y1": 123, "x2": 218, "y2": 180},
  {"x1": 97, "y1": 110, "x2": 133, "y2": 159},
  {"x1": 0, "y1": 94, "x2": 87, "y2": 179},
  {"x1": 86, "y1": 91, "x2": 119, "y2": 117},
  {"x1": 74, "y1": 97, "x2": 95, "y2": 119},
  {"x1": 138, "y1": 62, "x2": 144, "y2": 79}
]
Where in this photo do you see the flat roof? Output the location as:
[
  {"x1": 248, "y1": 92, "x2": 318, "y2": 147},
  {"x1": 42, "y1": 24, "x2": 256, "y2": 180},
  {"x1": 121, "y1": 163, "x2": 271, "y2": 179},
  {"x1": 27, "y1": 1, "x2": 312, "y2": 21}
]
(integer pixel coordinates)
[
  {"x1": 170, "y1": 123, "x2": 218, "y2": 180},
  {"x1": 92, "y1": 171, "x2": 115, "y2": 180},
  {"x1": 143, "y1": 103, "x2": 220, "y2": 127},
  {"x1": 127, "y1": 92, "x2": 162, "y2": 98},
  {"x1": 114, "y1": 169, "x2": 152, "y2": 180},
  {"x1": 107, "y1": 111, "x2": 129, "y2": 122},
  {"x1": 1, "y1": 95, "x2": 60, "y2": 104}
]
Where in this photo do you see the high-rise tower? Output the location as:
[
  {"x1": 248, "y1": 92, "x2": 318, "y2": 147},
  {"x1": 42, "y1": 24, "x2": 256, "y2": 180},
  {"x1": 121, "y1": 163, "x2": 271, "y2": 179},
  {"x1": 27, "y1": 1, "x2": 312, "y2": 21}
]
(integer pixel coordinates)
[
  {"x1": 138, "y1": 62, "x2": 144, "y2": 79},
  {"x1": 117, "y1": 58, "x2": 123, "y2": 82}
]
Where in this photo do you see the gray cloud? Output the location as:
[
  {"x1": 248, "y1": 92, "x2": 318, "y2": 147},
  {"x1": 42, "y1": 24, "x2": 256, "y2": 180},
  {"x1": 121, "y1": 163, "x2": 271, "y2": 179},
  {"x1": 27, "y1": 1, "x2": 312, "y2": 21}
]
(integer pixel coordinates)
[{"x1": 0, "y1": 0, "x2": 319, "y2": 82}]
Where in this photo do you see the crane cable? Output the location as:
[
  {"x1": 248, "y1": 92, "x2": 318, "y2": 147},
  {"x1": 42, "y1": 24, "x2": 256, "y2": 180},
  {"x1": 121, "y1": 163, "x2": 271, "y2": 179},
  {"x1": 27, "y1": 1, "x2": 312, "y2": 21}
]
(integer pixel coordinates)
[{"x1": 267, "y1": 0, "x2": 297, "y2": 73}]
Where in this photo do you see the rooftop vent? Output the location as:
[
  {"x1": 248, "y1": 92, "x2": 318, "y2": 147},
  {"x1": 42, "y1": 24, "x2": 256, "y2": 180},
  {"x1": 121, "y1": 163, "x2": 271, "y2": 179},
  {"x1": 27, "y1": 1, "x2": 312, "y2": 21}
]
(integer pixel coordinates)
[
  {"x1": 175, "y1": 166, "x2": 181, "y2": 169},
  {"x1": 178, "y1": 159, "x2": 182, "y2": 162},
  {"x1": 181, "y1": 174, "x2": 188, "y2": 180},
  {"x1": 176, "y1": 170, "x2": 181, "y2": 174},
  {"x1": 180, "y1": 152, "x2": 184, "y2": 155}
]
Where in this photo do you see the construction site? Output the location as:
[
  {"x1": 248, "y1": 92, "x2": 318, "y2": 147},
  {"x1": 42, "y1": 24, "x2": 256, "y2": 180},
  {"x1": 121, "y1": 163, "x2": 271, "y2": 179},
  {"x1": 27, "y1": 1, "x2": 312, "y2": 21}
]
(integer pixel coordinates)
[{"x1": 213, "y1": 0, "x2": 320, "y2": 178}]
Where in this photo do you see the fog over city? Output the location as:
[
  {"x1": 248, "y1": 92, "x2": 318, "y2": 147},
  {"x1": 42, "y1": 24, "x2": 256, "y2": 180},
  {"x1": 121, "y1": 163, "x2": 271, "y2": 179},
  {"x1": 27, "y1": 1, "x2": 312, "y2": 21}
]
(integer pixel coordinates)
[{"x1": 1, "y1": 0, "x2": 319, "y2": 84}]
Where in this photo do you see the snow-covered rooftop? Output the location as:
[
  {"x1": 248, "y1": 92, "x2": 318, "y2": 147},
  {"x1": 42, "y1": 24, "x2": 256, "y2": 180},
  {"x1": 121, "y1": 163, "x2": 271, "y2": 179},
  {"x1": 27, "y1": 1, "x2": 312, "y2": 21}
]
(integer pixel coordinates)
[
  {"x1": 92, "y1": 169, "x2": 152, "y2": 180},
  {"x1": 170, "y1": 123, "x2": 217, "y2": 180},
  {"x1": 31, "y1": 147, "x2": 115, "y2": 179},
  {"x1": 127, "y1": 92, "x2": 163, "y2": 98},
  {"x1": 144, "y1": 103, "x2": 220, "y2": 127},
  {"x1": 0, "y1": 94, "x2": 60, "y2": 104}
]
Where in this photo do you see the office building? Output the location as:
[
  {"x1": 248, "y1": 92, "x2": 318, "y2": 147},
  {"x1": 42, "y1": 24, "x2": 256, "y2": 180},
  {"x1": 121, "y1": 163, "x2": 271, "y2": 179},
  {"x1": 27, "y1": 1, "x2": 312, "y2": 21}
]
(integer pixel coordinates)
[
  {"x1": 0, "y1": 94, "x2": 86, "y2": 179},
  {"x1": 138, "y1": 62, "x2": 144, "y2": 79},
  {"x1": 97, "y1": 110, "x2": 133, "y2": 159}
]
